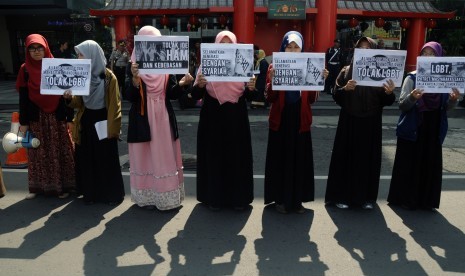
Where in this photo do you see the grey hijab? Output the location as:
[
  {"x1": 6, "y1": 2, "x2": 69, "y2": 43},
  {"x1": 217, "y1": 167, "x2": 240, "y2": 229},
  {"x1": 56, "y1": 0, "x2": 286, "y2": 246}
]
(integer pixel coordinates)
[{"x1": 75, "y1": 40, "x2": 107, "y2": 109}]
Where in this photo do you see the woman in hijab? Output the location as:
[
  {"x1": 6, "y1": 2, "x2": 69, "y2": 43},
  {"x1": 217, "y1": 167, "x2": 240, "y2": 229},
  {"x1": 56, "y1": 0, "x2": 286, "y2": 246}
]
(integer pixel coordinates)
[
  {"x1": 16, "y1": 34, "x2": 75, "y2": 199},
  {"x1": 124, "y1": 25, "x2": 193, "y2": 210},
  {"x1": 325, "y1": 37, "x2": 396, "y2": 210},
  {"x1": 264, "y1": 31, "x2": 326, "y2": 214},
  {"x1": 192, "y1": 30, "x2": 256, "y2": 211},
  {"x1": 388, "y1": 42, "x2": 460, "y2": 211},
  {"x1": 64, "y1": 40, "x2": 124, "y2": 205}
]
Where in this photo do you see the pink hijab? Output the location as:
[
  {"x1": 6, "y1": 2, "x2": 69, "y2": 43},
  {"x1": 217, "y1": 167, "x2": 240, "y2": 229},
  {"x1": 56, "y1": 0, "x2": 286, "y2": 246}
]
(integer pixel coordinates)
[
  {"x1": 195, "y1": 30, "x2": 245, "y2": 104},
  {"x1": 130, "y1": 26, "x2": 167, "y2": 93}
]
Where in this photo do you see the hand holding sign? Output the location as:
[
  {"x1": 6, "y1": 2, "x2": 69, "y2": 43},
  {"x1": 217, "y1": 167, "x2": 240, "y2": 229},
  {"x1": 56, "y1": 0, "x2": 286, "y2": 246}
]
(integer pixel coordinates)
[
  {"x1": 247, "y1": 76, "x2": 256, "y2": 91},
  {"x1": 383, "y1": 79, "x2": 395, "y2": 94},
  {"x1": 409, "y1": 88, "x2": 424, "y2": 100},
  {"x1": 196, "y1": 73, "x2": 208, "y2": 89},
  {"x1": 450, "y1": 88, "x2": 460, "y2": 101},
  {"x1": 343, "y1": 80, "x2": 357, "y2": 91}
]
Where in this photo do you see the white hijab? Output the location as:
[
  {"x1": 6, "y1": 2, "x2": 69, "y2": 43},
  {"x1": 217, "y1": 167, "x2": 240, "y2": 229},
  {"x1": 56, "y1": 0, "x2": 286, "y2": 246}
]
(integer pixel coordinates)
[{"x1": 75, "y1": 40, "x2": 107, "y2": 109}]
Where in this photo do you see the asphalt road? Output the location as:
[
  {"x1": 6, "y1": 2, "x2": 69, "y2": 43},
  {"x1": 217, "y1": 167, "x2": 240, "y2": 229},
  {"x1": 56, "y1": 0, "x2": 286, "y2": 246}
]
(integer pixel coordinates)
[{"x1": 1, "y1": 83, "x2": 465, "y2": 275}]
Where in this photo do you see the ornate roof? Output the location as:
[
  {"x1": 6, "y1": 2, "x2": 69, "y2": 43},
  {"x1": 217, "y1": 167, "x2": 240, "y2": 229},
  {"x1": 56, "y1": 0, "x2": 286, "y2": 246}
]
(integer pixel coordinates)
[{"x1": 92, "y1": 0, "x2": 453, "y2": 18}]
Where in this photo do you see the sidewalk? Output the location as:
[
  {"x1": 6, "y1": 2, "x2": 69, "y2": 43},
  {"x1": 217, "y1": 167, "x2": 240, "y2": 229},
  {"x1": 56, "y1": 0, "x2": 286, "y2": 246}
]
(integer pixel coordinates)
[{"x1": 1, "y1": 173, "x2": 465, "y2": 275}]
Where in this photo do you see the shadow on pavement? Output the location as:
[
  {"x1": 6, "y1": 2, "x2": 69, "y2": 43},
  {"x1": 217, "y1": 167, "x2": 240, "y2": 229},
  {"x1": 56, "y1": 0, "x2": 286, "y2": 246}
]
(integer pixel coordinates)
[
  {"x1": 0, "y1": 198, "x2": 111, "y2": 259},
  {"x1": 0, "y1": 196, "x2": 71, "y2": 236},
  {"x1": 167, "y1": 203, "x2": 251, "y2": 276},
  {"x1": 254, "y1": 204, "x2": 328, "y2": 276},
  {"x1": 326, "y1": 204, "x2": 426, "y2": 275},
  {"x1": 83, "y1": 204, "x2": 178, "y2": 275},
  {"x1": 389, "y1": 205, "x2": 465, "y2": 274}
]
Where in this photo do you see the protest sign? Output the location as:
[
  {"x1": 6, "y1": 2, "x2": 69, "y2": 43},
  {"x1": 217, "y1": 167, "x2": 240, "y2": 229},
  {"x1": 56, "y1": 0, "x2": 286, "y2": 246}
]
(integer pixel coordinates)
[
  {"x1": 40, "y1": 58, "x2": 91, "y2": 95},
  {"x1": 200, "y1": 43, "x2": 254, "y2": 82},
  {"x1": 352, "y1": 49, "x2": 406, "y2": 87},
  {"x1": 416, "y1": 57, "x2": 465, "y2": 93},
  {"x1": 134, "y1": 35, "x2": 189, "y2": 74},
  {"x1": 272, "y1": 52, "x2": 325, "y2": 91}
]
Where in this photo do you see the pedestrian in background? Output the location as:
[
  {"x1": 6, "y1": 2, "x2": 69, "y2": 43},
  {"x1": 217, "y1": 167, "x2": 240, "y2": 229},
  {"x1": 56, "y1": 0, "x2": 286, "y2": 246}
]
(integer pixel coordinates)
[
  {"x1": 264, "y1": 31, "x2": 327, "y2": 214},
  {"x1": 250, "y1": 49, "x2": 269, "y2": 109},
  {"x1": 324, "y1": 39, "x2": 343, "y2": 94},
  {"x1": 53, "y1": 40, "x2": 72, "y2": 58},
  {"x1": 64, "y1": 40, "x2": 125, "y2": 205},
  {"x1": 110, "y1": 40, "x2": 130, "y2": 93},
  {"x1": 124, "y1": 26, "x2": 193, "y2": 211},
  {"x1": 191, "y1": 30, "x2": 256, "y2": 211},
  {"x1": 16, "y1": 34, "x2": 75, "y2": 199},
  {"x1": 388, "y1": 41, "x2": 460, "y2": 211},
  {"x1": 325, "y1": 36, "x2": 396, "y2": 210}
]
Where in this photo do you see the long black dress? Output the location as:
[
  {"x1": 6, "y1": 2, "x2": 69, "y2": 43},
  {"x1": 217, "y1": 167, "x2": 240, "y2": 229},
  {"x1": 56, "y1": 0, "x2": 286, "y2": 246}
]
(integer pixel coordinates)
[
  {"x1": 325, "y1": 66, "x2": 395, "y2": 206},
  {"x1": 191, "y1": 89, "x2": 254, "y2": 208},
  {"x1": 388, "y1": 111, "x2": 443, "y2": 209},
  {"x1": 388, "y1": 77, "x2": 453, "y2": 209},
  {"x1": 264, "y1": 100, "x2": 315, "y2": 209}
]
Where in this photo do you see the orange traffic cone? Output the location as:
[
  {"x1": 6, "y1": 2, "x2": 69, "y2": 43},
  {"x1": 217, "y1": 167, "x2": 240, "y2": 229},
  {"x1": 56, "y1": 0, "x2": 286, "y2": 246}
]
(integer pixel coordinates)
[{"x1": 3, "y1": 112, "x2": 28, "y2": 169}]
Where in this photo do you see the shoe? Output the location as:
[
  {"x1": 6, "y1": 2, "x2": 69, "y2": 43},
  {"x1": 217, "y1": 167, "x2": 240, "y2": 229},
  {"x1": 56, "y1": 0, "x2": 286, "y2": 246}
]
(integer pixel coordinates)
[
  {"x1": 25, "y1": 193, "x2": 36, "y2": 200},
  {"x1": 58, "y1": 193, "x2": 69, "y2": 199},
  {"x1": 275, "y1": 204, "x2": 288, "y2": 214},
  {"x1": 294, "y1": 205, "x2": 305, "y2": 214},
  {"x1": 362, "y1": 203, "x2": 373, "y2": 210},
  {"x1": 143, "y1": 205, "x2": 156, "y2": 210},
  {"x1": 335, "y1": 203, "x2": 349, "y2": 209}
]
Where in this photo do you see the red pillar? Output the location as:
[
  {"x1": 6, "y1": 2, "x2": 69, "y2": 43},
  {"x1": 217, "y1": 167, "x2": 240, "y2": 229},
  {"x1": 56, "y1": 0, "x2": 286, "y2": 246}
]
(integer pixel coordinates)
[
  {"x1": 302, "y1": 19, "x2": 314, "y2": 52},
  {"x1": 233, "y1": 0, "x2": 254, "y2": 43},
  {"x1": 114, "y1": 16, "x2": 132, "y2": 43},
  {"x1": 314, "y1": 0, "x2": 337, "y2": 52},
  {"x1": 406, "y1": 18, "x2": 426, "y2": 72}
]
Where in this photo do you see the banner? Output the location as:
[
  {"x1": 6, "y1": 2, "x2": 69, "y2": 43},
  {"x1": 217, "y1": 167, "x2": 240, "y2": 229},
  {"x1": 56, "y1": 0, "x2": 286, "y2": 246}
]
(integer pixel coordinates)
[
  {"x1": 134, "y1": 35, "x2": 189, "y2": 74},
  {"x1": 268, "y1": 0, "x2": 306, "y2": 20},
  {"x1": 201, "y1": 43, "x2": 254, "y2": 82},
  {"x1": 272, "y1": 52, "x2": 325, "y2": 91},
  {"x1": 352, "y1": 49, "x2": 406, "y2": 87},
  {"x1": 416, "y1": 57, "x2": 465, "y2": 93},
  {"x1": 40, "y1": 58, "x2": 91, "y2": 95}
]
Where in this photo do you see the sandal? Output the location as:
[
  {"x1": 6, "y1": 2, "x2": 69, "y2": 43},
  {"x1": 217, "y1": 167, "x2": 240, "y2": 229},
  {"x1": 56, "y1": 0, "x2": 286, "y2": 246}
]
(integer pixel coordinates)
[{"x1": 25, "y1": 193, "x2": 37, "y2": 200}]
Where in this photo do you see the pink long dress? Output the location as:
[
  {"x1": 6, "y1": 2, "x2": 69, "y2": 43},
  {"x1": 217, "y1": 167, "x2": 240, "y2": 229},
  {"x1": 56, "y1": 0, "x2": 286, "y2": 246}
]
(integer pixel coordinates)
[{"x1": 128, "y1": 77, "x2": 184, "y2": 210}]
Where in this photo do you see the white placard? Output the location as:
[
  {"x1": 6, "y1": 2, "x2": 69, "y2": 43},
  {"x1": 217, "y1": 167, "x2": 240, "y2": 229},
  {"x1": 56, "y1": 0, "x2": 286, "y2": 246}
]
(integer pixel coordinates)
[
  {"x1": 200, "y1": 43, "x2": 254, "y2": 82},
  {"x1": 40, "y1": 58, "x2": 91, "y2": 95},
  {"x1": 352, "y1": 49, "x2": 406, "y2": 87},
  {"x1": 134, "y1": 35, "x2": 190, "y2": 74},
  {"x1": 416, "y1": 56, "x2": 465, "y2": 93},
  {"x1": 272, "y1": 52, "x2": 325, "y2": 91}
]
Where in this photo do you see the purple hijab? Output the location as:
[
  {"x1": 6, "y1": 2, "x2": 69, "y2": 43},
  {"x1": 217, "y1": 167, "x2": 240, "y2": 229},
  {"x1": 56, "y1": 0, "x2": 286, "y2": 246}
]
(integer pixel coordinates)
[{"x1": 418, "y1": 41, "x2": 443, "y2": 111}]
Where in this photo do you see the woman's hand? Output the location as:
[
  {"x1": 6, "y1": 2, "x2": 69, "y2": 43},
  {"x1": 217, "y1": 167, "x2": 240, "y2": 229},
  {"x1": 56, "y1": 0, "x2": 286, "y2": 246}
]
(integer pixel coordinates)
[
  {"x1": 268, "y1": 68, "x2": 275, "y2": 80},
  {"x1": 409, "y1": 88, "x2": 424, "y2": 100},
  {"x1": 343, "y1": 80, "x2": 357, "y2": 91},
  {"x1": 383, "y1": 79, "x2": 395, "y2": 94},
  {"x1": 67, "y1": 122, "x2": 74, "y2": 134},
  {"x1": 323, "y1": 68, "x2": 329, "y2": 80},
  {"x1": 196, "y1": 73, "x2": 208, "y2": 88},
  {"x1": 131, "y1": 63, "x2": 140, "y2": 86},
  {"x1": 247, "y1": 76, "x2": 256, "y2": 91},
  {"x1": 449, "y1": 88, "x2": 460, "y2": 101},
  {"x1": 179, "y1": 73, "x2": 194, "y2": 87},
  {"x1": 63, "y1": 90, "x2": 73, "y2": 100},
  {"x1": 19, "y1": 125, "x2": 29, "y2": 134}
]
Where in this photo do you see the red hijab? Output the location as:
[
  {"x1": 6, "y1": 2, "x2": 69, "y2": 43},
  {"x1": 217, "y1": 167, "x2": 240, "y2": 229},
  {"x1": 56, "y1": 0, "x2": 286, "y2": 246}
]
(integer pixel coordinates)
[{"x1": 16, "y1": 34, "x2": 60, "y2": 113}]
